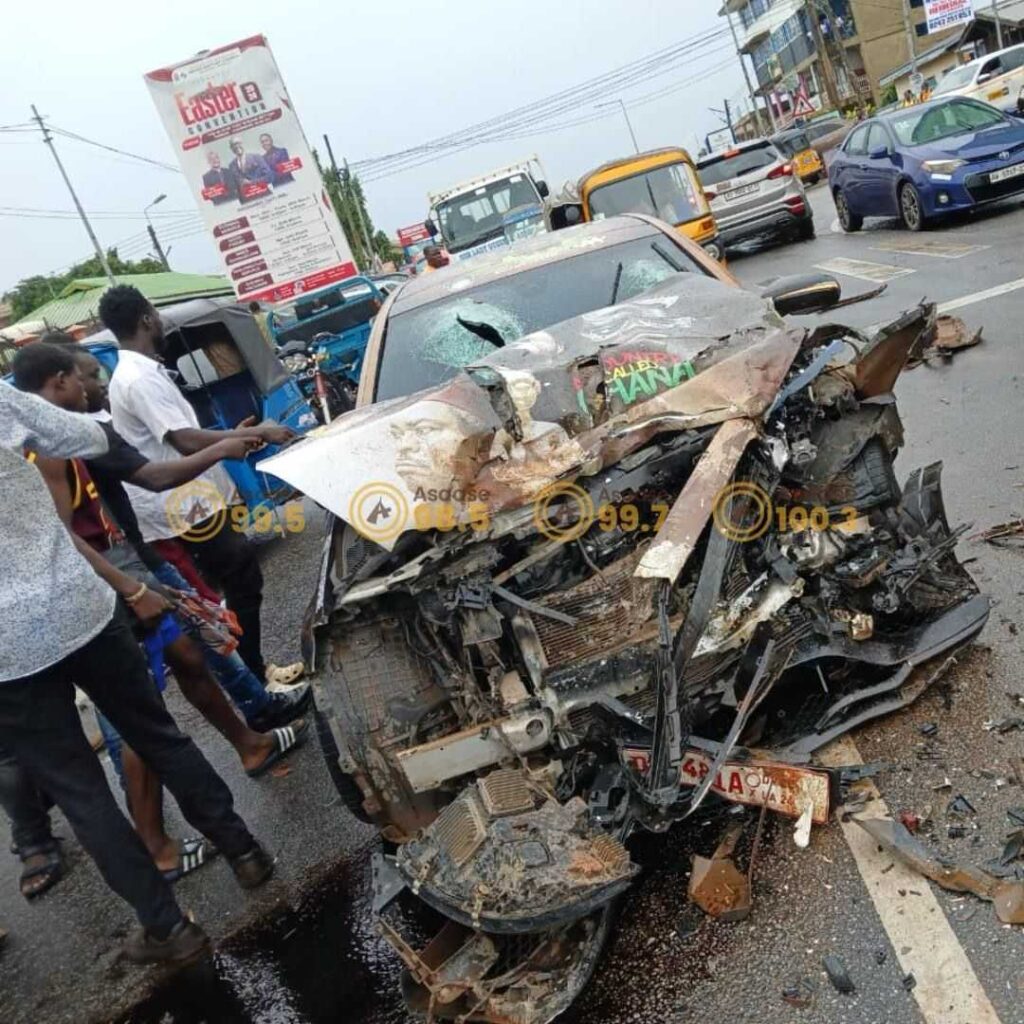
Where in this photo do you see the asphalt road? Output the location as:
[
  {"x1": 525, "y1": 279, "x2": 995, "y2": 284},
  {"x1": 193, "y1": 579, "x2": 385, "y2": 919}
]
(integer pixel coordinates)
[{"x1": 2, "y1": 183, "x2": 1023, "y2": 1024}]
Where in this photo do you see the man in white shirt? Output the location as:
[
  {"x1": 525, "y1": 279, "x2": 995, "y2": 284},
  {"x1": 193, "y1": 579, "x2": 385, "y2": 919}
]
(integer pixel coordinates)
[{"x1": 101, "y1": 285, "x2": 302, "y2": 688}]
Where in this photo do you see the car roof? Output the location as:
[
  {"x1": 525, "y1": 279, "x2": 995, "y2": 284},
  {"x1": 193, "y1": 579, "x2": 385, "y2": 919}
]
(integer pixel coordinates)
[
  {"x1": 386, "y1": 215, "x2": 665, "y2": 317},
  {"x1": 955, "y1": 40, "x2": 1024, "y2": 69}
]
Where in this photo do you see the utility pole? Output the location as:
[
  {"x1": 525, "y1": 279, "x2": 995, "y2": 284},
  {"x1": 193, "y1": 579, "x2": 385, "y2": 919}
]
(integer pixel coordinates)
[
  {"x1": 805, "y1": 1, "x2": 842, "y2": 111},
  {"x1": 724, "y1": 98, "x2": 735, "y2": 142},
  {"x1": 992, "y1": 2, "x2": 1005, "y2": 49},
  {"x1": 901, "y1": 0, "x2": 919, "y2": 74},
  {"x1": 31, "y1": 104, "x2": 115, "y2": 285},
  {"x1": 724, "y1": 8, "x2": 769, "y2": 136},
  {"x1": 144, "y1": 194, "x2": 171, "y2": 271},
  {"x1": 596, "y1": 99, "x2": 640, "y2": 154},
  {"x1": 323, "y1": 132, "x2": 377, "y2": 271},
  {"x1": 819, "y1": 2, "x2": 865, "y2": 114}
]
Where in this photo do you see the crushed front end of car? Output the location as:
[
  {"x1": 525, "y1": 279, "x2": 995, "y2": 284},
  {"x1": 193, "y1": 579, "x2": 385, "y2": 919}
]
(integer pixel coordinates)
[{"x1": 261, "y1": 274, "x2": 988, "y2": 1024}]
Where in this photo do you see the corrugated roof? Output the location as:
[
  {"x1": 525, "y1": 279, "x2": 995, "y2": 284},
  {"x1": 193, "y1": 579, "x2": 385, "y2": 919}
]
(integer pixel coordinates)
[{"x1": 14, "y1": 272, "x2": 233, "y2": 329}]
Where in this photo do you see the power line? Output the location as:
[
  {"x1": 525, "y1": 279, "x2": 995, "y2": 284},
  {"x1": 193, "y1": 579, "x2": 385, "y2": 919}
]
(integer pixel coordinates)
[
  {"x1": 360, "y1": 36, "x2": 738, "y2": 182},
  {"x1": 352, "y1": 26, "x2": 729, "y2": 176},
  {"x1": 46, "y1": 124, "x2": 182, "y2": 174}
]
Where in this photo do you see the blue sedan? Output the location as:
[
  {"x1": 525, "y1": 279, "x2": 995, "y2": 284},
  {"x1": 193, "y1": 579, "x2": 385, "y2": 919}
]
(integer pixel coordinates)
[{"x1": 829, "y1": 97, "x2": 1024, "y2": 232}]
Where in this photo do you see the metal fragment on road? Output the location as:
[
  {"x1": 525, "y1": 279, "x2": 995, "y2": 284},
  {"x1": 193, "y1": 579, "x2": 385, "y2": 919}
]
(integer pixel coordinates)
[
  {"x1": 688, "y1": 823, "x2": 752, "y2": 923},
  {"x1": 821, "y1": 954, "x2": 855, "y2": 994},
  {"x1": 856, "y1": 817, "x2": 1024, "y2": 926}
]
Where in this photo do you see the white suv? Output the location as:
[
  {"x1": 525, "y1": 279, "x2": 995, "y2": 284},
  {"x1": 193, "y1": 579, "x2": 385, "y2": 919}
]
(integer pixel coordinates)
[{"x1": 932, "y1": 44, "x2": 1024, "y2": 115}]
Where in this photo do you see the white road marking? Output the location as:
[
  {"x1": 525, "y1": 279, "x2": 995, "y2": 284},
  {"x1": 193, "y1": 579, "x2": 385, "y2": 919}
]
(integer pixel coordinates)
[
  {"x1": 872, "y1": 240, "x2": 990, "y2": 260},
  {"x1": 937, "y1": 276, "x2": 1024, "y2": 314},
  {"x1": 818, "y1": 736, "x2": 1002, "y2": 1024},
  {"x1": 815, "y1": 256, "x2": 916, "y2": 283}
]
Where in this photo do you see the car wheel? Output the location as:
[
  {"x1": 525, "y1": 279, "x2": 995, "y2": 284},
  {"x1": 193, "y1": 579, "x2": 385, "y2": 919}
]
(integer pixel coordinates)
[
  {"x1": 899, "y1": 182, "x2": 927, "y2": 232},
  {"x1": 835, "y1": 190, "x2": 862, "y2": 232}
]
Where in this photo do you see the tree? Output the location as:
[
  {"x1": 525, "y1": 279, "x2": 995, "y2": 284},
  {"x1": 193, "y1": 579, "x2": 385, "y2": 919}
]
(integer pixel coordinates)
[
  {"x1": 373, "y1": 229, "x2": 402, "y2": 267},
  {"x1": 314, "y1": 149, "x2": 386, "y2": 272},
  {"x1": 4, "y1": 250, "x2": 164, "y2": 321}
]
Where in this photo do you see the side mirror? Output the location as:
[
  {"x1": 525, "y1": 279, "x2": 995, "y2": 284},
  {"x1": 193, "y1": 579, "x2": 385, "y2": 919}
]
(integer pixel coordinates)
[
  {"x1": 760, "y1": 272, "x2": 842, "y2": 315},
  {"x1": 977, "y1": 72, "x2": 992, "y2": 84},
  {"x1": 424, "y1": 219, "x2": 438, "y2": 238},
  {"x1": 868, "y1": 145, "x2": 890, "y2": 159},
  {"x1": 564, "y1": 204, "x2": 581, "y2": 225},
  {"x1": 536, "y1": 179, "x2": 550, "y2": 198}
]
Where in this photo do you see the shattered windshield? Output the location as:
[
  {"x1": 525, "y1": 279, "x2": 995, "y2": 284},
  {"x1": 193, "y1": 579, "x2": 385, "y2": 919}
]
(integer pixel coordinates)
[
  {"x1": 436, "y1": 174, "x2": 543, "y2": 251},
  {"x1": 375, "y1": 233, "x2": 702, "y2": 401}
]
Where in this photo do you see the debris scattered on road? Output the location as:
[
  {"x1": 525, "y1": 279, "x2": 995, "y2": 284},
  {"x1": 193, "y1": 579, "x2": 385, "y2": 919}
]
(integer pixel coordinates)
[
  {"x1": 856, "y1": 818, "x2": 1024, "y2": 925},
  {"x1": 908, "y1": 315, "x2": 982, "y2": 367},
  {"x1": 1001, "y1": 830, "x2": 1024, "y2": 867},
  {"x1": 918, "y1": 722, "x2": 938, "y2": 737},
  {"x1": 974, "y1": 518, "x2": 1024, "y2": 548},
  {"x1": 984, "y1": 716, "x2": 1024, "y2": 734},
  {"x1": 902, "y1": 972, "x2": 917, "y2": 992},
  {"x1": 822, "y1": 954, "x2": 856, "y2": 994},
  {"x1": 689, "y1": 823, "x2": 752, "y2": 922},
  {"x1": 1008, "y1": 807, "x2": 1024, "y2": 828},
  {"x1": 874, "y1": 948, "x2": 887, "y2": 964},
  {"x1": 781, "y1": 979, "x2": 815, "y2": 1009},
  {"x1": 948, "y1": 825, "x2": 968, "y2": 839},
  {"x1": 948, "y1": 794, "x2": 977, "y2": 818},
  {"x1": 898, "y1": 810, "x2": 922, "y2": 833}
]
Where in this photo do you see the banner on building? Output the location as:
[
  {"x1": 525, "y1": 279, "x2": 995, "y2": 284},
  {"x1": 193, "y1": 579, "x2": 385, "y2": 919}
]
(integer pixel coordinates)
[
  {"x1": 145, "y1": 36, "x2": 356, "y2": 304},
  {"x1": 923, "y1": 0, "x2": 974, "y2": 35}
]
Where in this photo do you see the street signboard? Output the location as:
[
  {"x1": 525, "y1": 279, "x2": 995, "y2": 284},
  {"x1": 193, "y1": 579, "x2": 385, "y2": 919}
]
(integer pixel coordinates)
[
  {"x1": 145, "y1": 36, "x2": 356, "y2": 304},
  {"x1": 397, "y1": 223, "x2": 432, "y2": 247},
  {"x1": 922, "y1": 0, "x2": 974, "y2": 35}
]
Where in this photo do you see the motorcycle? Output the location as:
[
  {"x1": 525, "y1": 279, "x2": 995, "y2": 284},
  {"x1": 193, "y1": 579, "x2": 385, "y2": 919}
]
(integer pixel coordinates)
[
  {"x1": 261, "y1": 273, "x2": 987, "y2": 1024},
  {"x1": 278, "y1": 335, "x2": 354, "y2": 424}
]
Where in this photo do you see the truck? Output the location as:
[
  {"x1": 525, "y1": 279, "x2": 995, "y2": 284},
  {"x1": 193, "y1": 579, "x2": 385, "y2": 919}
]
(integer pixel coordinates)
[{"x1": 424, "y1": 156, "x2": 550, "y2": 262}]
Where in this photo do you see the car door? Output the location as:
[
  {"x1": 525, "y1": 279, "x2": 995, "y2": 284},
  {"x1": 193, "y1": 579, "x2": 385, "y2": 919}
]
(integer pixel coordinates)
[
  {"x1": 860, "y1": 122, "x2": 900, "y2": 216},
  {"x1": 836, "y1": 123, "x2": 871, "y2": 212}
]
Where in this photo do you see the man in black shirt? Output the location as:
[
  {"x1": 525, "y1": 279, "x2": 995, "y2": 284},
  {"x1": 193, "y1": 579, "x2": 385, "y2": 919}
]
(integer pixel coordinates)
[{"x1": 57, "y1": 344, "x2": 310, "y2": 733}]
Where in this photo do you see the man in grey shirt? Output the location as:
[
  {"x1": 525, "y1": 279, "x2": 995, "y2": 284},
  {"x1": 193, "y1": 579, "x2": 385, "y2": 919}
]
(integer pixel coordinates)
[{"x1": 0, "y1": 381, "x2": 275, "y2": 963}]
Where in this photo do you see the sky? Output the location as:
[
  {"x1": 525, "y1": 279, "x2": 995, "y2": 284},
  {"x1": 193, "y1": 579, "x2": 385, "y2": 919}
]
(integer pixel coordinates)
[{"x1": 0, "y1": 0, "x2": 751, "y2": 298}]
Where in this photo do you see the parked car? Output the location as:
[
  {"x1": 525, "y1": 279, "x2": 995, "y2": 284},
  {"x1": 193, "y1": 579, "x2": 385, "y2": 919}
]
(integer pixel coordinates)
[
  {"x1": 696, "y1": 139, "x2": 814, "y2": 250},
  {"x1": 932, "y1": 42, "x2": 1024, "y2": 114},
  {"x1": 829, "y1": 96, "x2": 1024, "y2": 232},
  {"x1": 258, "y1": 215, "x2": 984, "y2": 1024},
  {"x1": 802, "y1": 115, "x2": 853, "y2": 162}
]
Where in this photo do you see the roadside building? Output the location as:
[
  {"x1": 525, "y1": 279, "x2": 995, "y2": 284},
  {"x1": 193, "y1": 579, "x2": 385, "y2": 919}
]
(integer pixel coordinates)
[
  {"x1": 880, "y1": 4, "x2": 1024, "y2": 103},
  {"x1": 718, "y1": 0, "x2": 961, "y2": 120}
]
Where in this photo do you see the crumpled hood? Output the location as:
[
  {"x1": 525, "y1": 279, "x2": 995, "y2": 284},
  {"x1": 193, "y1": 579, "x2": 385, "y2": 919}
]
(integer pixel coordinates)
[{"x1": 259, "y1": 275, "x2": 801, "y2": 549}]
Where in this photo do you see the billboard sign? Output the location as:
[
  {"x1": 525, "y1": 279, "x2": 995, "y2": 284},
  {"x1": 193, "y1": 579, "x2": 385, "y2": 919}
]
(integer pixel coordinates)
[
  {"x1": 145, "y1": 35, "x2": 356, "y2": 304},
  {"x1": 923, "y1": 0, "x2": 974, "y2": 35},
  {"x1": 397, "y1": 223, "x2": 432, "y2": 247}
]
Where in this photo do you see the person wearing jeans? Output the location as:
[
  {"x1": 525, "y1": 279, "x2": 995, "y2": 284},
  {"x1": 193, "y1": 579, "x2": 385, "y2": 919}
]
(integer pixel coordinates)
[
  {"x1": 98, "y1": 285, "x2": 303, "y2": 688},
  {"x1": 0, "y1": 381, "x2": 275, "y2": 963}
]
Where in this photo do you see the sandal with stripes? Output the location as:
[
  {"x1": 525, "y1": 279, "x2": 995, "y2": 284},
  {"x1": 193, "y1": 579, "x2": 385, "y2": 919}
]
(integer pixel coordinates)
[
  {"x1": 246, "y1": 719, "x2": 309, "y2": 778},
  {"x1": 161, "y1": 837, "x2": 216, "y2": 883}
]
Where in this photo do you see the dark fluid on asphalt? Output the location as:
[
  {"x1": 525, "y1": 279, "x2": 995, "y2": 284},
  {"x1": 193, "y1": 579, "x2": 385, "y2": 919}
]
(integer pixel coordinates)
[{"x1": 125, "y1": 809, "x2": 758, "y2": 1024}]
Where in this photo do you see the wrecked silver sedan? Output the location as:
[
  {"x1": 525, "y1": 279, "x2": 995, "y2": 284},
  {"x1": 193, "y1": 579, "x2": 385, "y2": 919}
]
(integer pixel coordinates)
[{"x1": 261, "y1": 227, "x2": 987, "y2": 1024}]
